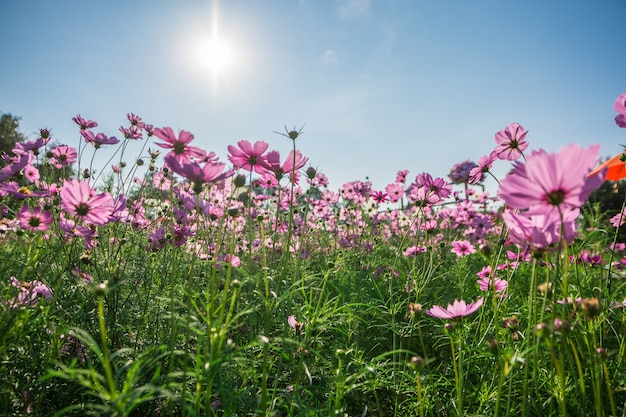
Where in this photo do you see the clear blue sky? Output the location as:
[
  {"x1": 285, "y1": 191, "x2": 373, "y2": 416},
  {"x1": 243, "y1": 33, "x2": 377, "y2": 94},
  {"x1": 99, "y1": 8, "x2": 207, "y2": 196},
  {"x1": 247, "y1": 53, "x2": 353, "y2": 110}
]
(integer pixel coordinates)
[{"x1": 1, "y1": 0, "x2": 625, "y2": 194}]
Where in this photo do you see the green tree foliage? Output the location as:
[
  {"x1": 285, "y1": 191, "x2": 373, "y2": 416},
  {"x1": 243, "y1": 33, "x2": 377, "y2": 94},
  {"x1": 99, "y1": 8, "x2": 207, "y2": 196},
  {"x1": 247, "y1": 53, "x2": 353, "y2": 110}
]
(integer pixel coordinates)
[{"x1": 0, "y1": 113, "x2": 26, "y2": 167}]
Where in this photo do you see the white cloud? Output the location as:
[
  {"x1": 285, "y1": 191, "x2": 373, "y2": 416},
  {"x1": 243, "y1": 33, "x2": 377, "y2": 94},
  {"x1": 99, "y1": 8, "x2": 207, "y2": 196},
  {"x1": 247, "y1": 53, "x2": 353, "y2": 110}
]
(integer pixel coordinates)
[
  {"x1": 320, "y1": 49, "x2": 338, "y2": 64},
  {"x1": 336, "y1": 0, "x2": 370, "y2": 20}
]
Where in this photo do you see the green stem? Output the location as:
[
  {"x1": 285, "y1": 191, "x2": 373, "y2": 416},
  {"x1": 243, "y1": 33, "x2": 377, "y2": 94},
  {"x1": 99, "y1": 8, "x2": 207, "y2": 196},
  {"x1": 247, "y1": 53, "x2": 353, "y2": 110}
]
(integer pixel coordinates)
[{"x1": 97, "y1": 296, "x2": 118, "y2": 405}]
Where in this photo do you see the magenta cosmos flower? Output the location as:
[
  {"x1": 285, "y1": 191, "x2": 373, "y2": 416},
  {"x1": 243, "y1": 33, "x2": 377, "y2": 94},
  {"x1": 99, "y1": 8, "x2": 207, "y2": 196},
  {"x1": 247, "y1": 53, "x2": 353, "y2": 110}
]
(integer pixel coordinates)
[
  {"x1": 427, "y1": 298, "x2": 483, "y2": 319},
  {"x1": 451, "y1": 240, "x2": 476, "y2": 257},
  {"x1": 72, "y1": 114, "x2": 98, "y2": 130},
  {"x1": 227, "y1": 140, "x2": 269, "y2": 174},
  {"x1": 49, "y1": 145, "x2": 78, "y2": 169},
  {"x1": 615, "y1": 93, "x2": 626, "y2": 128},
  {"x1": 262, "y1": 150, "x2": 308, "y2": 181},
  {"x1": 502, "y1": 208, "x2": 579, "y2": 251},
  {"x1": 17, "y1": 206, "x2": 53, "y2": 231},
  {"x1": 469, "y1": 153, "x2": 496, "y2": 185},
  {"x1": 153, "y1": 127, "x2": 206, "y2": 166},
  {"x1": 476, "y1": 276, "x2": 508, "y2": 293},
  {"x1": 491, "y1": 123, "x2": 529, "y2": 161},
  {"x1": 0, "y1": 154, "x2": 31, "y2": 182},
  {"x1": 80, "y1": 131, "x2": 120, "y2": 148},
  {"x1": 498, "y1": 144, "x2": 604, "y2": 215},
  {"x1": 60, "y1": 179, "x2": 114, "y2": 225},
  {"x1": 165, "y1": 154, "x2": 233, "y2": 193}
]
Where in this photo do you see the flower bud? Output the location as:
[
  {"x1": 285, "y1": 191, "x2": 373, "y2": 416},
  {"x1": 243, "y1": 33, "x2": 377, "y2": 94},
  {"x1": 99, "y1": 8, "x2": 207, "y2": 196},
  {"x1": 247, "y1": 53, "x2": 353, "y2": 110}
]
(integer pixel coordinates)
[
  {"x1": 486, "y1": 338, "x2": 499, "y2": 356},
  {"x1": 535, "y1": 322, "x2": 550, "y2": 338},
  {"x1": 409, "y1": 356, "x2": 424, "y2": 371},
  {"x1": 305, "y1": 166, "x2": 317, "y2": 179},
  {"x1": 553, "y1": 318, "x2": 571, "y2": 335},
  {"x1": 234, "y1": 174, "x2": 246, "y2": 188},
  {"x1": 94, "y1": 281, "x2": 108, "y2": 296}
]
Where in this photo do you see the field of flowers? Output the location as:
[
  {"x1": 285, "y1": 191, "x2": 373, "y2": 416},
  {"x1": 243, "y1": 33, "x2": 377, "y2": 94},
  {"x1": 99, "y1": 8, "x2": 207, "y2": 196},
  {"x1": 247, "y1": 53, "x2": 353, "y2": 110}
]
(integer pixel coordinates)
[{"x1": 1, "y1": 93, "x2": 626, "y2": 416}]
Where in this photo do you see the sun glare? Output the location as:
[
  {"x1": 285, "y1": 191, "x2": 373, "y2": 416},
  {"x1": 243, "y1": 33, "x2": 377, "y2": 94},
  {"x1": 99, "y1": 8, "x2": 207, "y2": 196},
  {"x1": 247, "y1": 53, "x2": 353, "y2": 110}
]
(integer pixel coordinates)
[{"x1": 195, "y1": 38, "x2": 233, "y2": 72}]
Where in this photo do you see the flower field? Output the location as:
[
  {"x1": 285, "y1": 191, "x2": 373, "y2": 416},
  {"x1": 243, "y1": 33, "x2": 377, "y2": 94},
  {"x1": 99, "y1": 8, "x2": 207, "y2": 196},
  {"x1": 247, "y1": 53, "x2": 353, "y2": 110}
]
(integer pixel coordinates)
[{"x1": 1, "y1": 94, "x2": 626, "y2": 416}]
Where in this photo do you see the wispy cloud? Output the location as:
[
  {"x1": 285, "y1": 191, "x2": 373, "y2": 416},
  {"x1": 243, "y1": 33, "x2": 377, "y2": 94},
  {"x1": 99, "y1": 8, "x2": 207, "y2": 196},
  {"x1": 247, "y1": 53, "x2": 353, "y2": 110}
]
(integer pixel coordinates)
[
  {"x1": 320, "y1": 49, "x2": 338, "y2": 64},
  {"x1": 336, "y1": 0, "x2": 370, "y2": 20}
]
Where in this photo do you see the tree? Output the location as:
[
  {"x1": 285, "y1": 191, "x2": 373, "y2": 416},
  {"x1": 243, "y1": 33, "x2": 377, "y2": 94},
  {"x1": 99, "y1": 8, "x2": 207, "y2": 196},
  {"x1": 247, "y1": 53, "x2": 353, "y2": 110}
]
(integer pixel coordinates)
[{"x1": 0, "y1": 112, "x2": 26, "y2": 167}]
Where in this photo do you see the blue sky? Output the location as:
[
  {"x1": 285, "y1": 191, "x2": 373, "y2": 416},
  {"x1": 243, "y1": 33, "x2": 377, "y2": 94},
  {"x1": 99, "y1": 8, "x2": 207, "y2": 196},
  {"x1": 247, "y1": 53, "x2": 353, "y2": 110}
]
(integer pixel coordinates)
[{"x1": 1, "y1": 0, "x2": 625, "y2": 194}]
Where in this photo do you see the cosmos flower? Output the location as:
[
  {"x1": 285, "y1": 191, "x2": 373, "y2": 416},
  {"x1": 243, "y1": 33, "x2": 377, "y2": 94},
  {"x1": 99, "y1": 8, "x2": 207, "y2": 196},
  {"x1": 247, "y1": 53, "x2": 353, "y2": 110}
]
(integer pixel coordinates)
[
  {"x1": 372, "y1": 191, "x2": 389, "y2": 203},
  {"x1": 502, "y1": 208, "x2": 579, "y2": 252},
  {"x1": 469, "y1": 153, "x2": 496, "y2": 185},
  {"x1": 49, "y1": 145, "x2": 78, "y2": 169},
  {"x1": 0, "y1": 153, "x2": 31, "y2": 182},
  {"x1": 127, "y1": 113, "x2": 146, "y2": 129},
  {"x1": 227, "y1": 140, "x2": 269, "y2": 174},
  {"x1": 385, "y1": 183, "x2": 405, "y2": 203},
  {"x1": 262, "y1": 150, "x2": 308, "y2": 182},
  {"x1": 60, "y1": 179, "x2": 114, "y2": 225},
  {"x1": 492, "y1": 122, "x2": 529, "y2": 161},
  {"x1": 288, "y1": 315, "x2": 304, "y2": 332},
  {"x1": 9, "y1": 277, "x2": 53, "y2": 308},
  {"x1": 498, "y1": 144, "x2": 604, "y2": 215},
  {"x1": 614, "y1": 93, "x2": 626, "y2": 128},
  {"x1": 406, "y1": 173, "x2": 452, "y2": 206},
  {"x1": 395, "y1": 169, "x2": 409, "y2": 183},
  {"x1": 153, "y1": 127, "x2": 206, "y2": 165},
  {"x1": 451, "y1": 240, "x2": 476, "y2": 257},
  {"x1": 80, "y1": 130, "x2": 120, "y2": 148},
  {"x1": 12, "y1": 137, "x2": 50, "y2": 156},
  {"x1": 72, "y1": 114, "x2": 98, "y2": 130},
  {"x1": 426, "y1": 298, "x2": 483, "y2": 319},
  {"x1": 165, "y1": 154, "x2": 233, "y2": 193},
  {"x1": 17, "y1": 206, "x2": 53, "y2": 231},
  {"x1": 476, "y1": 276, "x2": 508, "y2": 293}
]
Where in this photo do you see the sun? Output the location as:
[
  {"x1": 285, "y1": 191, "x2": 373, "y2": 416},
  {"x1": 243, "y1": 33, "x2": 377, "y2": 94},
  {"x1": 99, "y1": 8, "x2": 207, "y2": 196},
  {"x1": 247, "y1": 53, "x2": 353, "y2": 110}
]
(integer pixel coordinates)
[{"x1": 195, "y1": 37, "x2": 233, "y2": 72}]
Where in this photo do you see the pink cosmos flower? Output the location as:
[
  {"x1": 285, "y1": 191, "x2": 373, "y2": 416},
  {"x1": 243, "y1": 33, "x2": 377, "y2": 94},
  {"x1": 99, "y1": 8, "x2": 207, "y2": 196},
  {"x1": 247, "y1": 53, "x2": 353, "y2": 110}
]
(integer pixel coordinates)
[
  {"x1": 13, "y1": 137, "x2": 50, "y2": 156},
  {"x1": 49, "y1": 145, "x2": 78, "y2": 169},
  {"x1": 451, "y1": 240, "x2": 476, "y2": 257},
  {"x1": 153, "y1": 127, "x2": 206, "y2": 165},
  {"x1": 492, "y1": 122, "x2": 529, "y2": 161},
  {"x1": 0, "y1": 182, "x2": 49, "y2": 199},
  {"x1": 227, "y1": 140, "x2": 269, "y2": 174},
  {"x1": 60, "y1": 179, "x2": 114, "y2": 225},
  {"x1": 502, "y1": 208, "x2": 579, "y2": 251},
  {"x1": 127, "y1": 113, "x2": 146, "y2": 129},
  {"x1": 120, "y1": 125, "x2": 143, "y2": 140},
  {"x1": 614, "y1": 93, "x2": 626, "y2": 128},
  {"x1": 396, "y1": 169, "x2": 409, "y2": 183},
  {"x1": 0, "y1": 153, "x2": 31, "y2": 182},
  {"x1": 385, "y1": 183, "x2": 405, "y2": 203},
  {"x1": 406, "y1": 173, "x2": 451, "y2": 206},
  {"x1": 23, "y1": 165, "x2": 40, "y2": 183},
  {"x1": 469, "y1": 153, "x2": 496, "y2": 185},
  {"x1": 288, "y1": 315, "x2": 304, "y2": 332},
  {"x1": 72, "y1": 114, "x2": 98, "y2": 130},
  {"x1": 426, "y1": 298, "x2": 483, "y2": 319},
  {"x1": 476, "y1": 276, "x2": 508, "y2": 293},
  {"x1": 152, "y1": 170, "x2": 172, "y2": 191},
  {"x1": 404, "y1": 245, "x2": 426, "y2": 256},
  {"x1": 498, "y1": 144, "x2": 604, "y2": 215},
  {"x1": 17, "y1": 206, "x2": 53, "y2": 231},
  {"x1": 80, "y1": 131, "x2": 120, "y2": 148},
  {"x1": 9, "y1": 277, "x2": 53, "y2": 308},
  {"x1": 263, "y1": 150, "x2": 308, "y2": 181},
  {"x1": 165, "y1": 154, "x2": 233, "y2": 193},
  {"x1": 372, "y1": 191, "x2": 389, "y2": 203}
]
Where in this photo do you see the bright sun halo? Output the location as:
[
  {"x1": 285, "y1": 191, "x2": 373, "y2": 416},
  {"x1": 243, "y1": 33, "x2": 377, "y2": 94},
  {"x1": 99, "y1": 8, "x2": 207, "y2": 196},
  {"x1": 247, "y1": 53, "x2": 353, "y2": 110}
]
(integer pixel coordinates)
[{"x1": 195, "y1": 38, "x2": 233, "y2": 72}]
